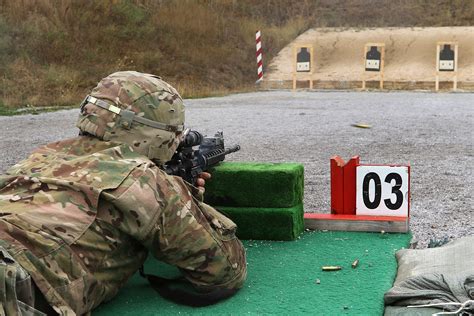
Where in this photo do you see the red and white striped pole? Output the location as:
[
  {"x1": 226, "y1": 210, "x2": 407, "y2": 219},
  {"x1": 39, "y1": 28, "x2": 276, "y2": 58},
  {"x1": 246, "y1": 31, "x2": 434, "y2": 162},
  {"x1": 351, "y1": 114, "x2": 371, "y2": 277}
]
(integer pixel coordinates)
[{"x1": 256, "y1": 30, "x2": 263, "y2": 83}]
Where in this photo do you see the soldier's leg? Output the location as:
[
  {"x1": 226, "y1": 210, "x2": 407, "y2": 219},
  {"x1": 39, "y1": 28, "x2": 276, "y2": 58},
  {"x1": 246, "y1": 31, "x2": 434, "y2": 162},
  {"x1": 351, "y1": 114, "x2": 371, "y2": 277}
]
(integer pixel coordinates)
[{"x1": 152, "y1": 200, "x2": 247, "y2": 292}]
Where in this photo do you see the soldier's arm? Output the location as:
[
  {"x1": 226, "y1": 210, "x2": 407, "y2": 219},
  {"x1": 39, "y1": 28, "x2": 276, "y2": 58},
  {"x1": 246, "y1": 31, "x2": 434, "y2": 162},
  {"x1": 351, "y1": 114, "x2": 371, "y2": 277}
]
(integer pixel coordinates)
[{"x1": 102, "y1": 163, "x2": 247, "y2": 291}]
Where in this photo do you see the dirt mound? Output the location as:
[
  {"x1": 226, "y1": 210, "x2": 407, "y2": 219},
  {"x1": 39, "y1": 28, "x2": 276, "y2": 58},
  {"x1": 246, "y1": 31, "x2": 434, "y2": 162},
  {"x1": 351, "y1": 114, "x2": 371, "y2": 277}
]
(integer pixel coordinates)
[{"x1": 264, "y1": 27, "x2": 474, "y2": 90}]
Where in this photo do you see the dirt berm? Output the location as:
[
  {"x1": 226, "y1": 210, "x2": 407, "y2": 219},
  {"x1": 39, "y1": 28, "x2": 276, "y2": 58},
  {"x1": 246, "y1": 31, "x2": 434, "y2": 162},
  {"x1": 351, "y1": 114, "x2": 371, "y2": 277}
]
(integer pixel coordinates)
[{"x1": 263, "y1": 27, "x2": 474, "y2": 91}]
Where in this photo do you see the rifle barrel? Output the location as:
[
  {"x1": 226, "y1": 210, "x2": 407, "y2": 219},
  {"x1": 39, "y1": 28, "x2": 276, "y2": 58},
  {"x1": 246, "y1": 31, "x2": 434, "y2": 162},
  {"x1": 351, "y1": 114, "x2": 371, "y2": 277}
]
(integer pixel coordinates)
[{"x1": 225, "y1": 145, "x2": 240, "y2": 155}]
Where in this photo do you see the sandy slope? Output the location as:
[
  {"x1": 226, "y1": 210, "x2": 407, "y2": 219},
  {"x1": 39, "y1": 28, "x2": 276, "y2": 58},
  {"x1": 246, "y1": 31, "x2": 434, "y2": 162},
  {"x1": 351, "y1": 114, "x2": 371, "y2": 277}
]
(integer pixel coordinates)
[{"x1": 266, "y1": 27, "x2": 473, "y2": 86}]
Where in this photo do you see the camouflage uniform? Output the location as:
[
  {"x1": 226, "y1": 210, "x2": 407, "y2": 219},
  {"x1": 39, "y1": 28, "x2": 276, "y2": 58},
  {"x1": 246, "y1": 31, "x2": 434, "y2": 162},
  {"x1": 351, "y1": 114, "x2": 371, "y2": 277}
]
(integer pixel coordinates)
[{"x1": 0, "y1": 72, "x2": 247, "y2": 315}]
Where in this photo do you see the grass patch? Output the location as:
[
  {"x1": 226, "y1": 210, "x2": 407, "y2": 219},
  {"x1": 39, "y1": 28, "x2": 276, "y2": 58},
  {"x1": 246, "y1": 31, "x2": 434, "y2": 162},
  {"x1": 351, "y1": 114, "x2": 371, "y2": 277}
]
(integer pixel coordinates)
[
  {"x1": 0, "y1": 105, "x2": 16, "y2": 116},
  {"x1": 0, "y1": 104, "x2": 77, "y2": 116}
]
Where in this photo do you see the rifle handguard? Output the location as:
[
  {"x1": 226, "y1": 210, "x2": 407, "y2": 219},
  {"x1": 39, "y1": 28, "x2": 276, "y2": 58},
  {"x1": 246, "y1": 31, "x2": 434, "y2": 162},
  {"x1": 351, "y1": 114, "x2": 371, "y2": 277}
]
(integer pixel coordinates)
[{"x1": 162, "y1": 131, "x2": 240, "y2": 185}]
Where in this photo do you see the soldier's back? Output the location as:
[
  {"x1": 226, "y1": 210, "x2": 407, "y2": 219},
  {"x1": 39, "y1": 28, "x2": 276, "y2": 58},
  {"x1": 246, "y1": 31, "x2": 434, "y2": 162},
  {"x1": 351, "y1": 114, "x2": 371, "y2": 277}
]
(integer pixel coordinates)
[{"x1": 0, "y1": 136, "x2": 150, "y2": 314}]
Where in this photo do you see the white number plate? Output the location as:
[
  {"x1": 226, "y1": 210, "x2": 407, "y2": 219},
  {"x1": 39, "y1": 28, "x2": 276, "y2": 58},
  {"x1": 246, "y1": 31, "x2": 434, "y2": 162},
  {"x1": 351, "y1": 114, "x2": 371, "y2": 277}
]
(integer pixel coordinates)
[
  {"x1": 365, "y1": 59, "x2": 380, "y2": 71},
  {"x1": 439, "y1": 60, "x2": 454, "y2": 71},
  {"x1": 356, "y1": 166, "x2": 409, "y2": 217},
  {"x1": 297, "y1": 62, "x2": 310, "y2": 72}
]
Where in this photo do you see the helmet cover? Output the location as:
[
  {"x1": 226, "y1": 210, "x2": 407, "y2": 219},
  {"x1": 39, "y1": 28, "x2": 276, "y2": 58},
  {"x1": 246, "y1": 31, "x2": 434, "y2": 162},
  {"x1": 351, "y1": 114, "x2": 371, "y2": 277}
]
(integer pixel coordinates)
[{"x1": 76, "y1": 71, "x2": 185, "y2": 165}]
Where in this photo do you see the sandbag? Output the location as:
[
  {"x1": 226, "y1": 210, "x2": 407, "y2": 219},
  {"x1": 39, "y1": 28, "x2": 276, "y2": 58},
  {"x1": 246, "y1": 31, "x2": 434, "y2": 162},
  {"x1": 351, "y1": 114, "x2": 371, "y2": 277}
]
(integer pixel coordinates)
[{"x1": 384, "y1": 236, "x2": 474, "y2": 314}]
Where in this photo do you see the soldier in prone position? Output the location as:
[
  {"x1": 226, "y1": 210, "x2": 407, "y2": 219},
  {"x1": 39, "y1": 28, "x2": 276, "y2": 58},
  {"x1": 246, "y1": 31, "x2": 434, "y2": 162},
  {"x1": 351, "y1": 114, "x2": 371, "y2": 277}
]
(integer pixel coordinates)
[{"x1": 0, "y1": 71, "x2": 247, "y2": 315}]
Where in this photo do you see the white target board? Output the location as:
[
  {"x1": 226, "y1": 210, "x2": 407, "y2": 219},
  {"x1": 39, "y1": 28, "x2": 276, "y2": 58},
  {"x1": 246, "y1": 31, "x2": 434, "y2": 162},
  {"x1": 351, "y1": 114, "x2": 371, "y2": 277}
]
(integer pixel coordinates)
[
  {"x1": 297, "y1": 62, "x2": 310, "y2": 72},
  {"x1": 439, "y1": 60, "x2": 454, "y2": 71},
  {"x1": 356, "y1": 165, "x2": 409, "y2": 217},
  {"x1": 365, "y1": 59, "x2": 380, "y2": 71}
]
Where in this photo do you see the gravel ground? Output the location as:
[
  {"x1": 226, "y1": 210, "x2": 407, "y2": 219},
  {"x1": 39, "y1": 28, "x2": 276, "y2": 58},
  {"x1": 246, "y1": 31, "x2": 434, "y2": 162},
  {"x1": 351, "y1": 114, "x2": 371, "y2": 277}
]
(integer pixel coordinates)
[{"x1": 0, "y1": 91, "x2": 472, "y2": 248}]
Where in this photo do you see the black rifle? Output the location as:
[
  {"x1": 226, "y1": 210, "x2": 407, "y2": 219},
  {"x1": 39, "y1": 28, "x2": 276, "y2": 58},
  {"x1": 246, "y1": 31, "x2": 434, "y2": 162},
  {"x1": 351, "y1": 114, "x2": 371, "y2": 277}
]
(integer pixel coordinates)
[{"x1": 163, "y1": 130, "x2": 240, "y2": 185}]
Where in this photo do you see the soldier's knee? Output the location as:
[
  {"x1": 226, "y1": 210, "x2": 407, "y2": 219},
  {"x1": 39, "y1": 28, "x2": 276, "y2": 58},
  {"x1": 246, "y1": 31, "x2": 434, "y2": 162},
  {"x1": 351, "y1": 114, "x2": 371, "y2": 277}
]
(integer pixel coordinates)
[
  {"x1": 189, "y1": 237, "x2": 247, "y2": 292},
  {"x1": 184, "y1": 202, "x2": 247, "y2": 291},
  {"x1": 223, "y1": 238, "x2": 247, "y2": 290}
]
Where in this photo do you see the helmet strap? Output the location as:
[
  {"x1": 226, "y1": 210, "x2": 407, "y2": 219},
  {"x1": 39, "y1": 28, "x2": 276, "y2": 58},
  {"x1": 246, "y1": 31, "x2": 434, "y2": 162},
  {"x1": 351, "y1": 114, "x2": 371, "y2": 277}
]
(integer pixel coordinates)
[{"x1": 118, "y1": 110, "x2": 135, "y2": 129}]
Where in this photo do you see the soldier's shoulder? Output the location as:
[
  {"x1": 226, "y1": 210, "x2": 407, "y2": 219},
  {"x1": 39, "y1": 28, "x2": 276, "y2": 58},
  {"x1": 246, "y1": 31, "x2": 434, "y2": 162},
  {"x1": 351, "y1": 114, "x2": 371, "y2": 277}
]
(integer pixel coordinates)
[
  {"x1": 42, "y1": 136, "x2": 116, "y2": 155},
  {"x1": 8, "y1": 136, "x2": 151, "y2": 177}
]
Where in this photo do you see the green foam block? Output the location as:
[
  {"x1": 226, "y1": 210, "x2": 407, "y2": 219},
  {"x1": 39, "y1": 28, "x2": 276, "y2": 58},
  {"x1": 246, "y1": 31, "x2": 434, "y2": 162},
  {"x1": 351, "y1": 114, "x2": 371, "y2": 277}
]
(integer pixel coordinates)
[
  {"x1": 204, "y1": 162, "x2": 304, "y2": 208},
  {"x1": 215, "y1": 204, "x2": 304, "y2": 241}
]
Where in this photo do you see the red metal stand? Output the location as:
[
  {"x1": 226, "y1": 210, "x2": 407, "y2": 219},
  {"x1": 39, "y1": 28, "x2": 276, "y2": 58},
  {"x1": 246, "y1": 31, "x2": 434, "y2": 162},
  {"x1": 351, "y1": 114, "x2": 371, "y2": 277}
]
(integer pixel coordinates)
[
  {"x1": 330, "y1": 156, "x2": 345, "y2": 214},
  {"x1": 306, "y1": 155, "x2": 410, "y2": 233},
  {"x1": 330, "y1": 156, "x2": 359, "y2": 215}
]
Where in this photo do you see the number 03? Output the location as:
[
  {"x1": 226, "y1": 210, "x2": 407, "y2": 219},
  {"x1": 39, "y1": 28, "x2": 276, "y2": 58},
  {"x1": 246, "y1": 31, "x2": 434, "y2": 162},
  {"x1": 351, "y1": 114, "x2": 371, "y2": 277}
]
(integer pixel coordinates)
[
  {"x1": 356, "y1": 166, "x2": 409, "y2": 217},
  {"x1": 362, "y1": 172, "x2": 403, "y2": 210}
]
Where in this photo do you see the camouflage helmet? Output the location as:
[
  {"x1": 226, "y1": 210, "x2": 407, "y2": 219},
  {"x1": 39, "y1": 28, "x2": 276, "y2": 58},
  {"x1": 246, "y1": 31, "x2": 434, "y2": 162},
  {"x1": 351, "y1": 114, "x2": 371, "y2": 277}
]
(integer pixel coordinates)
[{"x1": 76, "y1": 71, "x2": 185, "y2": 165}]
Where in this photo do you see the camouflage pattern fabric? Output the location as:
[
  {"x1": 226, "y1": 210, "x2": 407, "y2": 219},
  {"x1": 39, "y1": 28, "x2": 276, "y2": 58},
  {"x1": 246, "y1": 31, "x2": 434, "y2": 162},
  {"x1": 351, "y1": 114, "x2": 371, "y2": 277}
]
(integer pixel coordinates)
[
  {"x1": 76, "y1": 71, "x2": 185, "y2": 165},
  {"x1": 0, "y1": 136, "x2": 247, "y2": 315},
  {"x1": 0, "y1": 246, "x2": 45, "y2": 316}
]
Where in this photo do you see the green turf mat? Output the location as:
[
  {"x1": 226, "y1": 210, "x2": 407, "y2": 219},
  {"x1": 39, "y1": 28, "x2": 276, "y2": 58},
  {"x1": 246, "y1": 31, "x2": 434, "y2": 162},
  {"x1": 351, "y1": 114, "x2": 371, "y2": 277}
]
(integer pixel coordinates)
[
  {"x1": 204, "y1": 162, "x2": 304, "y2": 208},
  {"x1": 216, "y1": 204, "x2": 304, "y2": 241},
  {"x1": 94, "y1": 231, "x2": 411, "y2": 315}
]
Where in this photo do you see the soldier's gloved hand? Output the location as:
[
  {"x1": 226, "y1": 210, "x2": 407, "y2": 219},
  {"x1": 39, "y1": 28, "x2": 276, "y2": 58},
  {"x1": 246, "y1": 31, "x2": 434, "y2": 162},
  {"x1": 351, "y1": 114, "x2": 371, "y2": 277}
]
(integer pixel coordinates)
[{"x1": 196, "y1": 172, "x2": 211, "y2": 194}]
